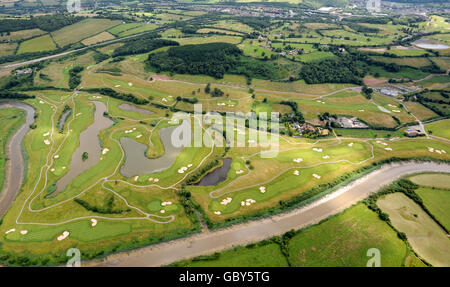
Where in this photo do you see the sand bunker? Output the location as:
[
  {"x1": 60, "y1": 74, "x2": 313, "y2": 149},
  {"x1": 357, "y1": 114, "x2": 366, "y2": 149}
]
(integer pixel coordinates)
[
  {"x1": 293, "y1": 170, "x2": 300, "y2": 176},
  {"x1": 293, "y1": 158, "x2": 303, "y2": 163},
  {"x1": 313, "y1": 148, "x2": 323, "y2": 152},
  {"x1": 161, "y1": 201, "x2": 172, "y2": 206},
  {"x1": 385, "y1": 147, "x2": 392, "y2": 151},
  {"x1": 57, "y1": 231, "x2": 70, "y2": 241},
  {"x1": 128, "y1": 82, "x2": 133, "y2": 86},
  {"x1": 5, "y1": 228, "x2": 15, "y2": 234},
  {"x1": 348, "y1": 142, "x2": 354, "y2": 147},
  {"x1": 43, "y1": 132, "x2": 50, "y2": 137},
  {"x1": 54, "y1": 155, "x2": 59, "y2": 159},
  {"x1": 236, "y1": 169, "x2": 245, "y2": 174},
  {"x1": 220, "y1": 197, "x2": 232, "y2": 205},
  {"x1": 259, "y1": 186, "x2": 266, "y2": 193},
  {"x1": 322, "y1": 155, "x2": 330, "y2": 159},
  {"x1": 312, "y1": 174, "x2": 321, "y2": 179},
  {"x1": 44, "y1": 139, "x2": 51, "y2": 145},
  {"x1": 20, "y1": 230, "x2": 28, "y2": 235},
  {"x1": 91, "y1": 219, "x2": 97, "y2": 227},
  {"x1": 241, "y1": 198, "x2": 256, "y2": 206},
  {"x1": 214, "y1": 211, "x2": 221, "y2": 215}
]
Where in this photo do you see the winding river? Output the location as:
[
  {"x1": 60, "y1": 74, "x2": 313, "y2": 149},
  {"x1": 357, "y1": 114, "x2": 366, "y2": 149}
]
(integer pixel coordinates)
[{"x1": 0, "y1": 101, "x2": 35, "y2": 217}]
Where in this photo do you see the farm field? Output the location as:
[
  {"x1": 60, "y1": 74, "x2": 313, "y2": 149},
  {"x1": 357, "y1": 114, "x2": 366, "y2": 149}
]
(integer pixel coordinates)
[
  {"x1": 51, "y1": 18, "x2": 121, "y2": 47},
  {"x1": 426, "y1": 119, "x2": 450, "y2": 140},
  {"x1": 0, "y1": 43, "x2": 17, "y2": 57},
  {"x1": 0, "y1": 28, "x2": 45, "y2": 42},
  {"x1": 16, "y1": 34, "x2": 56, "y2": 54},
  {"x1": 378, "y1": 192, "x2": 450, "y2": 267},
  {"x1": 81, "y1": 31, "x2": 116, "y2": 46}
]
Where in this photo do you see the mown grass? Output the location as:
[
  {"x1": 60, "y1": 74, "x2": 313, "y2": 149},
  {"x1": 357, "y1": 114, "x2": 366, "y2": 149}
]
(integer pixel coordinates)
[
  {"x1": 415, "y1": 186, "x2": 450, "y2": 231},
  {"x1": 426, "y1": 119, "x2": 450, "y2": 140}
]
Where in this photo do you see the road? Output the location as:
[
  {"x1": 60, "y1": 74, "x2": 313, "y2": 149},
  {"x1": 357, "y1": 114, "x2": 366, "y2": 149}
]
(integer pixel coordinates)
[
  {"x1": 0, "y1": 30, "x2": 159, "y2": 70},
  {"x1": 92, "y1": 161, "x2": 450, "y2": 267}
]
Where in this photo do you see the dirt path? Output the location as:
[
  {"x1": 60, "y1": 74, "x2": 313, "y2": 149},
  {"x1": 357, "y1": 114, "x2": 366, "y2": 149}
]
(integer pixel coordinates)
[{"x1": 90, "y1": 161, "x2": 450, "y2": 267}]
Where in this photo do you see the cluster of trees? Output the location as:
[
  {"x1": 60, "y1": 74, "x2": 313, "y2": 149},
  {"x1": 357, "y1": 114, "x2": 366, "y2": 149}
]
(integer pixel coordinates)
[
  {"x1": 0, "y1": 15, "x2": 83, "y2": 33},
  {"x1": 345, "y1": 23, "x2": 379, "y2": 34},
  {"x1": 0, "y1": 91, "x2": 34, "y2": 100},
  {"x1": 148, "y1": 42, "x2": 242, "y2": 79},
  {"x1": 362, "y1": 85, "x2": 373, "y2": 99},
  {"x1": 147, "y1": 42, "x2": 282, "y2": 80},
  {"x1": 74, "y1": 196, "x2": 130, "y2": 214},
  {"x1": 112, "y1": 36, "x2": 179, "y2": 57},
  {"x1": 299, "y1": 58, "x2": 365, "y2": 85},
  {"x1": 86, "y1": 88, "x2": 149, "y2": 105},
  {"x1": 279, "y1": 101, "x2": 305, "y2": 124},
  {"x1": 68, "y1": 66, "x2": 84, "y2": 90}
]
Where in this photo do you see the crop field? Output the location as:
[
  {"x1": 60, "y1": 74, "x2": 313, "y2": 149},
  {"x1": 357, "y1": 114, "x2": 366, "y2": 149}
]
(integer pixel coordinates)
[
  {"x1": 378, "y1": 192, "x2": 450, "y2": 267},
  {"x1": 0, "y1": 43, "x2": 17, "y2": 57},
  {"x1": 0, "y1": 28, "x2": 45, "y2": 42},
  {"x1": 0, "y1": 107, "x2": 25, "y2": 192},
  {"x1": 212, "y1": 20, "x2": 254, "y2": 33},
  {"x1": 370, "y1": 56, "x2": 432, "y2": 68},
  {"x1": 287, "y1": 204, "x2": 408, "y2": 267},
  {"x1": 51, "y1": 18, "x2": 121, "y2": 47},
  {"x1": 116, "y1": 23, "x2": 159, "y2": 37},
  {"x1": 404, "y1": 102, "x2": 437, "y2": 121},
  {"x1": 81, "y1": 31, "x2": 116, "y2": 46},
  {"x1": 426, "y1": 119, "x2": 450, "y2": 140},
  {"x1": 17, "y1": 34, "x2": 56, "y2": 54}
]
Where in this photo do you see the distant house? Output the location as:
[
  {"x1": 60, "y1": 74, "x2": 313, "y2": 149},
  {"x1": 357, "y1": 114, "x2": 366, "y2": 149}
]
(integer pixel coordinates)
[{"x1": 404, "y1": 128, "x2": 424, "y2": 137}]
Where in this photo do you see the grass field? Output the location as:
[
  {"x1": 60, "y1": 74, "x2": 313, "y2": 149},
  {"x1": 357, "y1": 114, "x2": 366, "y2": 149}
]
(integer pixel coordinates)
[
  {"x1": 0, "y1": 43, "x2": 17, "y2": 57},
  {"x1": 416, "y1": 186, "x2": 450, "y2": 231},
  {"x1": 0, "y1": 28, "x2": 45, "y2": 42},
  {"x1": 17, "y1": 34, "x2": 56, "y2": 54},
  {"x1": 426, "y1": 119, "x2": 450, "y2": 140},
  {"x1": 287, "y1": 204, "x2": 408, "y2": 267},
  {"x1": 81, "y1": 31, "x2": 115, "y2": 46},
  {"x1": 378, "y1": 192, "x2": 450, "y2": 267},
  {"x1": 0, "y1": 107, "x2": 25, "y2": 193},
  {"x1": 404, "y1": 102, "x2": 437, "y2": 121},
  {"x1": 408, "y1": 173, "x2": 450, "y2": 189},
  {"x1": 51, "y1": 18, "x2": 121, "y2": 47},
  {"x1": 171, "y1": 242, "x2": 288, "y2": 267}
]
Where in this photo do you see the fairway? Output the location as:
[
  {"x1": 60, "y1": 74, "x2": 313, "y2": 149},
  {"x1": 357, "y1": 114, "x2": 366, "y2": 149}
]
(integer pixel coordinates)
[{"x1": 426, "y1": 119, "x2": 450, "y2": 140}]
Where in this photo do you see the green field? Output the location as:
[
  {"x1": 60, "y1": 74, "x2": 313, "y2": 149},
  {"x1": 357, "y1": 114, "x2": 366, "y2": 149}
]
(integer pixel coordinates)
[
  {"x1": 378, "y1": 192, "x2": 450, "y2": 267},
  {"x1": 416, "y1": 187, "x2": 450, "y2": 231},
  {"x1": 287, "y1": 204, "x2": 408, "y2": 267},
  {"x1": 0, "y1": 108, "x2": 26, "y2": 193},
  {"x1": 17, "y1": 34, "x2": 56, "y2": 54},
  {"x1": 51, "y1": 18, "x2": 121, "y2": 47},
  {"x1": 426, "y1": 119, "x2": 450, "y2": 140}
]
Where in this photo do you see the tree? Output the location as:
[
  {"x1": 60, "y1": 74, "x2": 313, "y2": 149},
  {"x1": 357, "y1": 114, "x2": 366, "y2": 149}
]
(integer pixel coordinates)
[{"x1": 205, "y1": 83, "x2": 211, "y2": 94}]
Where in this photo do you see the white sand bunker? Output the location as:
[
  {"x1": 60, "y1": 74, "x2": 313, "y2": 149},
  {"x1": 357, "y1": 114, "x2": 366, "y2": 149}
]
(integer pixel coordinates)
[
  {"x1": 259, "y1": 186, "x2": 266, "y2": 193},
  {"x1": 322, "y1": 155, "x2": 330, "y2": 159},
  {"x1": 54, "y1": 155, "x2": 59, "y2": 159},
  {"x1": 428, "y1": 147, "x2": 434, "y2": 152},
  {"x1": 312, "y1": 174, "x2": 321, "y2": 179},
  {"x1": 221, "y1": 197, "x2": 232, "y2": 205},
  {"x1": 57, "y1": 231, "x2": 70, "y2": 241},
  {"x1": 214, "y1": 211, "x2": 221, "y2": 215},
  {"x1": 241, "y1": 198, "x2": 256, "y2": 206},
  {"x1": 161, "y1": 201, "x2": 172, "y2": 206},
  {"x1": 178, "y1": 167, "x2": 188, "y2": 174},
  {"x1": 313, "y1": 148, "x2": 323, "y2": 152},
  {"x1": 293, "y1": 158, "x2": 303, "y2": 163},
  {"x1": 50, "y1": 168, "x2": 55, "y2": 172},
  {"x1": 134, "y1": 176, "x2": 139, "y2": 181},
  {"x1": 392, "y1": 110, "x2": 401, "y2": 113},
  {"x1": 62, "y1": 166, "x2": 66, "y2": 170},
  {"x1": 136, "y1": 134, "x2": 142, "y2": 139},
  {"x1": 385, "y1": 147, "x2": 392, "y2": 151},
  {"x1": 5, "y1": 228, "x2": 15, "y2": 234},
  {"x1": 217, "y1": 103, "x2": 226, "y2": 106},
  {"x1": 39, "y1": 100, "x2": 45, "y2": 104},
  {"x1": 187, "y1": 164, "x2": 193, "y2": 167},
  {"x1": 348, "y1": 143, "x2": 354, "y2": 147},
  {"x1": 436, "y1": 150, "x2": 442, "y2": 154},
  {"x1": 124, "y1": 129, "x2": 133, "y2": 134},
  {"x1": 76, "y1": 113, "x2": 82, "y2": 117},
  {"x1": 102, "y1": 148, "x2": 109, "y2": 155},
  {"x1": 128, "y1": 82, "x2": 133, "y2": 86},
  {"x1": 236, "y1": 170, "x2": 245, "y2": 174},
  {"x1": 44, "y1": 139, "x2": 51, "y2": 145},
  {"x1": 43, "y1": 132, "x2": 50, "y2": 137},
  {"x1": 162, "y1": 98, "x2": 168, "y2": 102},
  {"x1": 91, "y1": 219, "x2": 97, "y2": 227},
  {"x1": 160, "y1": 210, "x2": 165, "y2": 214},
  {"x1": 20, "y1": 230, "x2": 28, "y2": 235},
  {"x1": 293, "y1": 170, "x2": 300, "y2": 176},
  {"x1": 358, "y1": 110, "x2": 365, "y2": 112},
  {"x1": 115, "y1": 85, "x2": 120, "y2": 88},
  {"x1": 388, "y1": 104, "x2": 396, "y2": 108}
]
